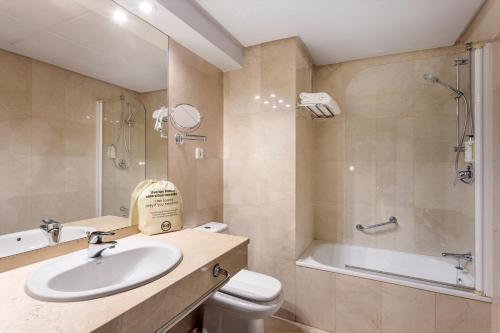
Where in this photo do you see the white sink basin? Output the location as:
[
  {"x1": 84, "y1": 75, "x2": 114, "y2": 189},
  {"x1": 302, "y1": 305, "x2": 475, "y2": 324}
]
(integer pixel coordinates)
[
  {"x1": 25, "y1": 239, "x2": 182, "y2": 302},
  {"x1": 0, "y1": 226, "x2": 96, "y2": 257}
]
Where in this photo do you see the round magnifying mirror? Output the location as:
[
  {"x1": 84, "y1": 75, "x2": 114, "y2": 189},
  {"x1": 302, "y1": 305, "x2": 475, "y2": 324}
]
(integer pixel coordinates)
[{"x1": 170, "y1": 104, "x2": 202, "y2": 133}]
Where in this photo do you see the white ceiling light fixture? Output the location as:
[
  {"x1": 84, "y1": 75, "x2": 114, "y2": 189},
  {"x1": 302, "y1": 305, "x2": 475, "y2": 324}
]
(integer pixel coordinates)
[
  {"x1": 112, "y1": 9, "x2": 128, "y2": 24},
  {"x1": 139, "y1": 1, "x2": 154, "y2": 14}
]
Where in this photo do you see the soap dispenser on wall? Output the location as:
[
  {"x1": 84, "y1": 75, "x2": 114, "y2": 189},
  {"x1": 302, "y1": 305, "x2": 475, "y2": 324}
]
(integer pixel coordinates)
[{"x1": 464, "y1": 135, "x2": 474, "y2": 163}]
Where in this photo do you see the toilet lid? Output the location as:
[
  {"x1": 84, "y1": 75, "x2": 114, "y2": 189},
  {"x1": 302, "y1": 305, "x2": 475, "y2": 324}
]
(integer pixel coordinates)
[{"x1": 220, "y1": 269, "x2": 282, "y2": 302}]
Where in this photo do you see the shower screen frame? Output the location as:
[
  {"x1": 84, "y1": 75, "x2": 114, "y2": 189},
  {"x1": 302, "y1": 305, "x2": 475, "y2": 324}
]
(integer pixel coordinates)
[
  {"x1": 474, "y1": 44, "x2": 494, "y2": 298},
  {"x1": 96, "y1": 100, "x2": 104, "y2": 217}
]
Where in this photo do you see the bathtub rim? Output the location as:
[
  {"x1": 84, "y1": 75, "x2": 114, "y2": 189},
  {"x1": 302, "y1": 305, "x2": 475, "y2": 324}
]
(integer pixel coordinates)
[{"x1": 296, "y1": 241, "x2": 491, "y2": 303}]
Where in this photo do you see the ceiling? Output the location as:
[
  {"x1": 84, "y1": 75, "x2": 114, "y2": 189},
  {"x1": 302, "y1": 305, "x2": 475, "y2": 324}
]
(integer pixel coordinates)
[
  {"x1": 0, "y1": 0, "x2": 169, "y2": 92},
  {"x1": 195, "y1": 0, "x2": 484, "y2": 65}
]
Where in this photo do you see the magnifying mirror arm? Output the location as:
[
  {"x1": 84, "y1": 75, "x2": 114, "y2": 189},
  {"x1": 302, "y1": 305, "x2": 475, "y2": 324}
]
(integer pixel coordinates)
[{"x1": 175, "y1": 133, "x2": 207, "y2": 145}]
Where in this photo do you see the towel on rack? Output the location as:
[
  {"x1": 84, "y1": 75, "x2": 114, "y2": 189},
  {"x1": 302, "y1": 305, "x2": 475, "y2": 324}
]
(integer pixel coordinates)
[
  {"x1": 299, "y1": 92, "x2": 341, "y2": 116},
  {"x1": 299, "y1": 92, "x2": 331, "y2": 104}
]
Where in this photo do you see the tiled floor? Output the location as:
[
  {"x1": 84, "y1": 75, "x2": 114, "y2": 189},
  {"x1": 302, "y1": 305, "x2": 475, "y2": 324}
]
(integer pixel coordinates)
[{"x1": 265, "y1": 316, "x2": 331, "y2": 333}]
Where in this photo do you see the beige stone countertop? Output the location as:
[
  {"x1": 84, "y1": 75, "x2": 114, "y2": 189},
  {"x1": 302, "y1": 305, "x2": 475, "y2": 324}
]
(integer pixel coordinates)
[
  {"x1": 0, "y1": 229, "x2": 249, "y2": 333},
  {"x1": 64, "y1": 215, "x2": 130, "y2": 231}
]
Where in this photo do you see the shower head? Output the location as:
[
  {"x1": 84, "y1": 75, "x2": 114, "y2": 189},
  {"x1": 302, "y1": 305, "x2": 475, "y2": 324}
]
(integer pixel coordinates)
[
  {"x1": 423, "y1": 74, "x2": 439, "y2": 83},
  {"x1": 423, "y1": 73, "x2": 463, "y2": 97}
]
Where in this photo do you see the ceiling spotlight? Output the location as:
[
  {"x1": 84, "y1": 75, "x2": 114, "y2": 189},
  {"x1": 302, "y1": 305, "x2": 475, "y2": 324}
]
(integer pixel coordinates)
[
  {"x1": 278, "y1": 99, "x2": 284, "y2": 104},
  {"x1": 139, "y1": 1, "x2": 154, "y2": 13},
  {"x1": 263, "y1": 100, "x2": 269, "y2": 105},
  {"x1": 272, "y1": 105, "x2": 277, "y2": 109},
  {"x1": 270, "y1": 94, "x2": 276, "y2": 98},
  {"x1": 254, "y1": 95, "x2": 261, "y2": 100},
  {"x1": 285, "y1": 104, "x2": 291, "y2": 108},
  {"x1": 112, "y1": 10, "x2": 127, "y2": 23}
]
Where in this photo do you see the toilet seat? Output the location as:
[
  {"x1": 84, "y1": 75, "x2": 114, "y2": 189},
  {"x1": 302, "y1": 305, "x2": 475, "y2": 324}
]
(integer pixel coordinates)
[
  {"x1": 208, "y1": 289, "x2": 284, "y2": 320},
  {"x1": 205, "y1": 269, "x2": 284, "y2": 320},
  {"x1": 220, "y1": 269, "x2": 282, "y2": 302}
]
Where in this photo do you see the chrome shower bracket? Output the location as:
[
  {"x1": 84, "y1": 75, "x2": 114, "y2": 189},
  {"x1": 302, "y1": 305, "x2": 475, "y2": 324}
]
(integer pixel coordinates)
[{"x1": 174, "y1": 132, "x2": 207, "y2": 145}]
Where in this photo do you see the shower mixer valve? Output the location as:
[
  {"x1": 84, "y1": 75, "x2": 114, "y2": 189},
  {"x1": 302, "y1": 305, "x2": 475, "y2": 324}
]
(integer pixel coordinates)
[{"x1": 454, "y1": 164, "x2": 474, "y2": 186}]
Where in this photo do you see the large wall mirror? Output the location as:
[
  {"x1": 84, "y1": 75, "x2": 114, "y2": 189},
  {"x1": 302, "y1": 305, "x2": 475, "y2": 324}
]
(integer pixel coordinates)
[{"x1": 0, "y1": 0, "x2": 168, "y2": 258}]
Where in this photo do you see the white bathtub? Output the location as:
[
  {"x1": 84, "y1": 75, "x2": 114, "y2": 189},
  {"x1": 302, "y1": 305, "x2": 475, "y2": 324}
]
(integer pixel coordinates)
[{"x1": 297, "y1": 241, "x2": 488, "y2": 301}]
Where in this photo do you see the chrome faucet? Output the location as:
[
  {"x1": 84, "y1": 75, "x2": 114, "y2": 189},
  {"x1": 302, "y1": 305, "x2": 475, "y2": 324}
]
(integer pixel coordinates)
[
  {"x1": 442, "y1": 251, "x2": 473, "y2": 270},
  {"x1": 40, "y1": 219, "x2": 63, "y2": 245},
  {"x1": 87, "y1": 231, "x2": 117, "y2": 258}
]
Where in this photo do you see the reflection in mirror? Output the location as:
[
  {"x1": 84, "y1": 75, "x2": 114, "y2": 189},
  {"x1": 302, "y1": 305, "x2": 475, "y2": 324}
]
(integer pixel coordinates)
[
  {"x1": 170, "y1": 104, "x2": 202, "y2": 132},
  {"x1": 0, "y1": 0, "x2": 168, "y2": 257}
]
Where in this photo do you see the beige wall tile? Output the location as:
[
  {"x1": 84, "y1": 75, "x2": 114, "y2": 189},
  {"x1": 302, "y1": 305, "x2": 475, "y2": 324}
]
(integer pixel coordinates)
[
  {"x1": 31, "y1": 192, "x2": 67, "y2": 225},
  {"x1": 314, "y1": 118, "x2": 345, "y2": 162},
  {"x1": 223, "y1": 112, "x2": 261, "y2": 160},
  {"x1": 224, "y1": 204, "x2": 263, "y2": 256},
  {"x1": 253, "y1": 255, "x2": 296, "y2": 320},
  {"x1": 0, "y1": 114, "x2": 31, "y2": 157},
  {"x1": 32, "y1": 60, "x2": 65, "y2": 119},
  {"x1": 459, "y1": 0, "x2": 500, "y2": 43},
  {"x1": 196, "y1": 159, "x2": 221, "y2": 210},
  {"x1": 436, "y1": 294, "x2": 491, "y2": 333},
  {"x1": 168, "y1": 41, "x2": 223, "y2": 229},
  {"x1": 0, "y1": 196, "x2": 32, "y2": 234},
  {"x1": 257, "y1": 110, "x2": 294, "y2": 160},
  {"x1": 259, "y1": 201, "x2": 295, "y2": 260},
  {"x1": 312, "y1": 44, "x2": 474, "y2": 257},
  {"x1": 0, "y1": 154, "x2": 31, "y2": 200},
  {"x1": 223, "y1": 45, "x2": 262, "y2": 115},
  {"x1": 223, "y1": 38, "x2": 304, "y2": 319},
  {"x1": 295, "y1": 267, "x2": 335, "y2": 331},
  {"x1": 64, "y1": 190, "x2": 96, "y2": 222},
  {"x1": 0, "y1": 49, "x2": 31, "y2": 116},
  {"x1": 314, "y1": 201, "x2": 340, "y2": 242},
  {"x1": 336, "y1": 274, "x2": 382, "y2": 333},
  {"x1": 382, "y1": 284, "x2": 436, "y2": 333}
]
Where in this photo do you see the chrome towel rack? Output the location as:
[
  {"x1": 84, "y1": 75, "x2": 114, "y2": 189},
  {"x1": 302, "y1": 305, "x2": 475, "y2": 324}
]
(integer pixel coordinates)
[
  {"x1": 356, "y1": 216, "x2": 398, "y2": 231},
  {"x1": 298, "y1": 103, "x2": 336, "y2": 119}
]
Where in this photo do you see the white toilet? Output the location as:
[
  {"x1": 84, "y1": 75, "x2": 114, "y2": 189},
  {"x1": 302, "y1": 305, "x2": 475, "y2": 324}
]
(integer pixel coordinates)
[{"x1": 194, "y1": 222, "x2": 283, "y2": 333}]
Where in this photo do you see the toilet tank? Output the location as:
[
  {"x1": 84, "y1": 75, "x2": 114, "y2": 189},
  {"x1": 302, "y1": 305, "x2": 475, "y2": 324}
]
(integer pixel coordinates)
[{"x1": 194, "y1": 222, "x2": 228, "y2": 234}]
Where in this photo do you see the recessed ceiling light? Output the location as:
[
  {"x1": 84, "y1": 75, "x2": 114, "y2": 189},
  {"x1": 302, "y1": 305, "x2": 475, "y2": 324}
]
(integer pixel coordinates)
[
  {"x1": 285, "y1": 104, "x2": 291, "y2": 108},
  {"x1": 112, "y1": 10, "x2": 127, "y2": 23},
  {"x1": 139, "y1": 1, "x2": 154, "y2": 13},
  {"x1": 272, "y1": 105, "x2": 277, "y2": 109},
  {"x1": 254, "y1": 95, "x2": 261, "y2": 100},
  {"x1": 270, "y1": 94, "x2": 276, "y2": 98},
  {"x1": 278, "y1": 99, "x2": 284, "y2": 104},
  {"x1": 263, "y1": 100, "x2": 269, "y2": 105}
]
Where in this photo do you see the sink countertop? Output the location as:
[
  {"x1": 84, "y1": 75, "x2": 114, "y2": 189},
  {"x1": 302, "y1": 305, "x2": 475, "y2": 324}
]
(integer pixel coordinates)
[
  {"x1": 0, "y1": 229, "x2": 249, "y2": 333},
  {"x1": 63, "y1": 215, "x2": 130, "y2": 230}
]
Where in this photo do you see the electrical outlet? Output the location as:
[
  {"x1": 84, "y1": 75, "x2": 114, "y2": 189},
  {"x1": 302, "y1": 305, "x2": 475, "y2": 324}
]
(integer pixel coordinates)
[{"x1": 195, "y1": 147, "x2": 204, "y2": 159}]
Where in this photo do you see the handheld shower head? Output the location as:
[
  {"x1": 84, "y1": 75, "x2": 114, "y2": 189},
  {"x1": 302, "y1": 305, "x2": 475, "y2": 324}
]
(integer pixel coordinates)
[
  {"x1": 423, "y1": 73, "x2": 439, "y2": 83},
  {"x1": 423, "y1": 73, "x2": 463, "y2": 97}
]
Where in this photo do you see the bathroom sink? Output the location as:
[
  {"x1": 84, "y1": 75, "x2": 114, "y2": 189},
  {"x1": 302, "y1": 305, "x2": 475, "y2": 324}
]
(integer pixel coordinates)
[
  {"x1": 25, "y1": 239, "x2": 182, "y2": 302},
  {"x1": 0, "y1": 226, "x2": 95, "y2": 257}
]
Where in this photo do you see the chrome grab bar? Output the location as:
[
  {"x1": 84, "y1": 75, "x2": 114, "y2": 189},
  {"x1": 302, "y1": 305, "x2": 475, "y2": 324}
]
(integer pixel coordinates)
[
  {"x1": 155, "y1": 264, "x2": 230, "y2": 333},
  {"x1": 442, "y1": 251, "x2": 473, "y2": 262},
  {"x1": 356, "y1": 216, "x2": 397, "y2": 231}
]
